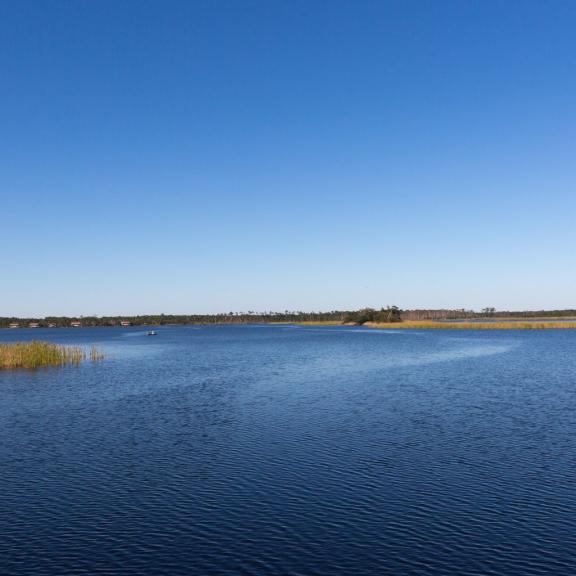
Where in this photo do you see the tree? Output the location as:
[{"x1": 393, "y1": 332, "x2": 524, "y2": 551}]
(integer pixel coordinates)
[{"x1": 481, "y1": 307, "x2": 496, "y2": 316}]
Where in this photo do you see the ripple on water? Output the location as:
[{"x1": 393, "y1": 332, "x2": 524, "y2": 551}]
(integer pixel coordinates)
[{"x1": 1, "y1": 326, "x2": 576, "y2": 575}]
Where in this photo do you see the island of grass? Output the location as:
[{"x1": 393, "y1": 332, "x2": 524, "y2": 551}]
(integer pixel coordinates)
[{"x1": 0, "y1": 341, "x2": 103, "y2": 370}]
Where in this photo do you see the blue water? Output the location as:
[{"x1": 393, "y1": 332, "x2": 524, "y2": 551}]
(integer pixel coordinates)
[{"x1": 1, "y1": 325, "x2": 575, "y2": 575}]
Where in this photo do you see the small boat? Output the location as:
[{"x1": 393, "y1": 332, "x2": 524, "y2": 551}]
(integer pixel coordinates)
[{"x1": 147, "y1": 331, "x2": 157, "y2": 336}]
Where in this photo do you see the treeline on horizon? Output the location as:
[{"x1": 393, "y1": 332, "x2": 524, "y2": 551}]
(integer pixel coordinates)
[
  {"x1": 0, "y1": 311, "x2": 348, "y2": 328},
  {"x1": 2, "y1": 307, "x2": 576, "y2": 328},
  {"x1": 401, "y1": 308, "x2": 576, "y2": 320}
]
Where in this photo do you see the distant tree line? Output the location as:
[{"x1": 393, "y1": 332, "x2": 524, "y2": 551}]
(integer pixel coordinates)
[
  {"x1": 0, "y1": 308, "x2": 400, "y2": 328},
  {"x1": 401, "y1": 309, "x2": 475, "y2": 321},
  {"x1": 402, "y1": 308, "x2": 576, "y2": 320},
  {"x1": 2, "y1": 307, "x2": 575, "y2": 329},
  {"x1": 478, "y1": 309, "x2": 576, "y2": 318},
  {"x1": 0, "y1": 310, "x2": 350, "y2": 328}
]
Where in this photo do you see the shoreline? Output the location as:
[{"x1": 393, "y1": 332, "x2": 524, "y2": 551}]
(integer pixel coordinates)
[
  {"x1": 3, "y1": 320, "x2": 576, "y2": 331},
  {"x1": 296, "y1": 320, "x2": 576, "y2": 330}
]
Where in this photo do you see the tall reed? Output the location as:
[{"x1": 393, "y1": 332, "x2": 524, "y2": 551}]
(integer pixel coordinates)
[{"x1": 0, "y1": 341, "x2": 104, "y2": 370}]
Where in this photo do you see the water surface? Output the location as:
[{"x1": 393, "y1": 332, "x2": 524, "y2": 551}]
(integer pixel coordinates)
[{"x1": 1, "y1": 325, "x2": 575, "y2": 575}]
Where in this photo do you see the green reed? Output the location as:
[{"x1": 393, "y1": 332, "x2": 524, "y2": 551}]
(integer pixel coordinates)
[{"x1": 0, "y1": 341, "x2": 104, "y2": 370}]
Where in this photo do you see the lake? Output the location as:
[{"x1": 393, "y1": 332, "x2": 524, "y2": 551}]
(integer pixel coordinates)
[{"x1": 1, "y1": 325, "x2": 575, "y2": 575}]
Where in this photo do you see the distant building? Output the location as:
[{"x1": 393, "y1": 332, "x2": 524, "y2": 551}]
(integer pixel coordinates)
[
  {"x1": 8, "y1": 322, "x2": 19, "y2": 328},
  {"x1": 120, "y1": 320, "x2": 131, "y2": 326},
  {"x1": 29, "y1": 322, "x2": 40, "y2": 328},
  {"x1": 70, "y1": 321, "x2": 82, "y2": 328}
]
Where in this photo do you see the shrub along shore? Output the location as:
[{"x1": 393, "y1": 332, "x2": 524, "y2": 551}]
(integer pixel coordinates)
[{"x1": 0, "y1": 341, "x2": 103, "y2": 370}]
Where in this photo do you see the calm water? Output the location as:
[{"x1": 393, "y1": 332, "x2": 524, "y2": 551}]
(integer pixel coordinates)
[{"x1": 1, "y1": 325, "x2": 575, "y2": 575}]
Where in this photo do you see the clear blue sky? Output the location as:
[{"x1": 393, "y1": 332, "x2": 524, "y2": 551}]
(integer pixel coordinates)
[{"x1": 1, "y1": 0, "x2": 575, "y2": 316}]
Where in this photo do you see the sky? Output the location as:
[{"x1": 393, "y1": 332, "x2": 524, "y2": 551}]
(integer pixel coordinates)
[{"x1": 1, "y1": 0, "x2": 575, "y2": 316}]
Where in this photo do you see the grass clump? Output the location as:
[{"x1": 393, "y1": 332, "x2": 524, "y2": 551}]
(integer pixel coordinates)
[{"x1": 0, "y1": 341, "x2": 104, "y2": 370}]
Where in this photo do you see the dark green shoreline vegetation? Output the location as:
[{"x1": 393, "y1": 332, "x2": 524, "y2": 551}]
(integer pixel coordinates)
[
  {"x1": 2, "y1": 307, "x2": 576, "y2": 330},
  {"x1": 0, "y1": 341, "x2": 104, "y2": 370},
  {"x1": 1, "y1": 311, "x2": 349, "y2": 328},
  {"x1": 343, "y1": 306, "x2": 402, "y2": 324}
]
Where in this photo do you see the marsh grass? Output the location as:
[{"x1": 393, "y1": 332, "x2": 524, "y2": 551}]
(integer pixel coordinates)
[
  {"x1": 365, "y1": 321, "x2": 576, "y2": 330},
  {"x1": 89, "y1": 345, "x2": 104, "y2": 361},
  {"x1": 295, "y1": 320, "x2": 576, "y2": 329},
  {"x1": 0, "y1": 341, "x2": 104, "y2": 370}
]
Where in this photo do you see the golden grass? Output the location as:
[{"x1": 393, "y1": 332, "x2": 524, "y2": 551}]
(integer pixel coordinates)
[
  {"x1": 89, "y1": 345, "x2": 104, "y2": 361},
  {"x1": 365, "y1": 321, "x2": 576, "y2": 330},
  {"x1": 295, "y1": 320, "x2": 576, "y2": 330},
  {"x1": 0, "y1": 341, "x2": 104, "y2": 370}
]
